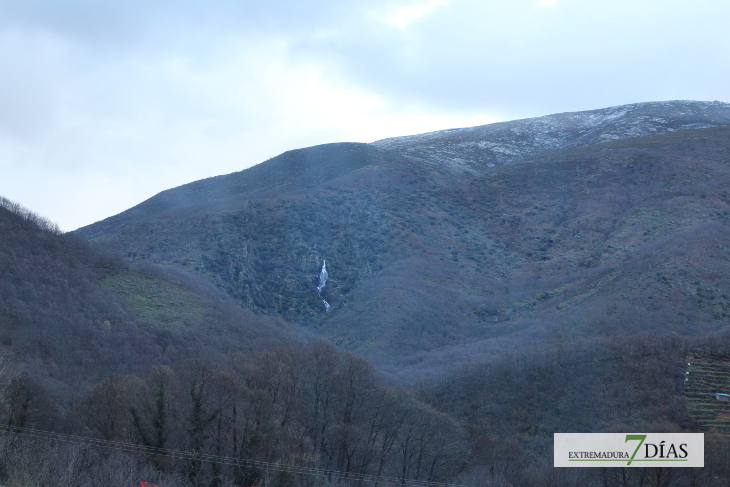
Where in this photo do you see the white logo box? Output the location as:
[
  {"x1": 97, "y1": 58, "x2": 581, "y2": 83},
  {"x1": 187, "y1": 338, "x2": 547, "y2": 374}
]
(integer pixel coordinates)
[{"x1": 554, "y1": 433, "x2": 704, "y2": 467}]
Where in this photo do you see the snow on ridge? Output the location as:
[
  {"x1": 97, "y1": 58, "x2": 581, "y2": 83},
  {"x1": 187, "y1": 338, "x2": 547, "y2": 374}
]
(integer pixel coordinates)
[
  {"x1": 370, "y1": 101, "x2": 730, "y2": 173},
  {"x1": 372, "y1": 100, "x2": 730, "y2": 150},
  {"x1": 372, "y1": 127, "x2": 464, "y2": 149}
]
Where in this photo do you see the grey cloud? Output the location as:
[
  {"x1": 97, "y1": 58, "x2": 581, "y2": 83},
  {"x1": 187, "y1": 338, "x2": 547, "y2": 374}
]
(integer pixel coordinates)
[
  {"x1": 288, "y1": 0, "x2": 730, "y2": 118},
  {"x1": 0, "y1": 0, "x2": 386, "y2": 51},
  {"x1": 3, "y1": 0, "x2": 728, "y2": 120}
]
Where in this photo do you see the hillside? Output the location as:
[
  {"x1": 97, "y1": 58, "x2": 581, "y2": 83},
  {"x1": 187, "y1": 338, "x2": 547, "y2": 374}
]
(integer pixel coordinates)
[
  {"x1": 0, "y1": 197, "x2": 303, "y2": 403},
  {"x1": 75, "y1": 101, "x2": 730, "y2": 378}
]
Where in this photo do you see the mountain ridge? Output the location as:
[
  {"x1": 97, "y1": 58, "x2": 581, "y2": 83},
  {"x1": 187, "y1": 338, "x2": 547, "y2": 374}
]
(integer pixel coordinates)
[
  {"x1": 82, "y1": 100, "x2": 730, "y2": 234},
  {"x1": 373, "y1": 100, "x2": 730, "y2": 174}
]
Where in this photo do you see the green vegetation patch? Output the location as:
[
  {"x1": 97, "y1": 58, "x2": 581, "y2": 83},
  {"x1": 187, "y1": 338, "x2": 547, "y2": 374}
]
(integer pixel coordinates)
[{"x1": 101, "y1": 272, "x2": 209, "y2": 325}]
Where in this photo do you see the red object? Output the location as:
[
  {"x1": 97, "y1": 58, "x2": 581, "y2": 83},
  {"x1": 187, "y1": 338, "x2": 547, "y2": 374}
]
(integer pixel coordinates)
[{"x1": 140, "y1": 483, "x2": 160, "y2": 487}]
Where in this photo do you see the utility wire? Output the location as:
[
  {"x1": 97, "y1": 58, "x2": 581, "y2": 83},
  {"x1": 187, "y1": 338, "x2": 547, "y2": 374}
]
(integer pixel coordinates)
[{"x1": 1, "y1": 425, "x2": 466, "y2": 487}]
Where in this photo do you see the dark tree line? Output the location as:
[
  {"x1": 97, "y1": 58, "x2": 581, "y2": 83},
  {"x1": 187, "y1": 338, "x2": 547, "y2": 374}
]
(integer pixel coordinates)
[
  {"x1": 5, "y1": 333, "x2": 730, "y2": 487},
  {"x1": 0, "y1": 342, "x2": 467, "y2": 486}
]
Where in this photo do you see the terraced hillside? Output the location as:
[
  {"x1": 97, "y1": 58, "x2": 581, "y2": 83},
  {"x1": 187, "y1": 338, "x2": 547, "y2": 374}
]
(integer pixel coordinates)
[{"x1": 685, "y1": 355, "x2": 730, "y2": 431}]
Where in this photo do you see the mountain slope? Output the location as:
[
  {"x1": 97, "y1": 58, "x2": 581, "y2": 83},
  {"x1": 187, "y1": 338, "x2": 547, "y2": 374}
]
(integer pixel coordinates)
[
  {"x1": 75, "y1": 101, "x2": 730, "y2": 378},
  {"x1": 331, "y1": 126, "x2": 730, "y2": 376},
  {"x1": 0, "y1": 197, "x2": 303, "y2": 401}
]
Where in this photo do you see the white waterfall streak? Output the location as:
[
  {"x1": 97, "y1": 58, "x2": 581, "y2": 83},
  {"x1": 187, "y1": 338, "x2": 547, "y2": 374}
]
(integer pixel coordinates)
[
  {"x1": 317, "y1": 260, "x2": 330, "y2": 312},
  {"x1": 317, "y1": 260, "x2": 328, "y2": 294}
]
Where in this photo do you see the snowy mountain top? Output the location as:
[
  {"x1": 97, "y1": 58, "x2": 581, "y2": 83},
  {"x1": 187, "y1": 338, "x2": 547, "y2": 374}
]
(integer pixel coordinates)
[{"x1": 371, "y1": 101, "x2": 730, "y2": 174}]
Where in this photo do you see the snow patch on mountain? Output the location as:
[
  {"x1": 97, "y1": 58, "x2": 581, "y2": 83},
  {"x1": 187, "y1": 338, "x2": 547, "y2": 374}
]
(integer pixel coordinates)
[{"x1": 371, "y1": 101, "x2": 730, "y2": 175}]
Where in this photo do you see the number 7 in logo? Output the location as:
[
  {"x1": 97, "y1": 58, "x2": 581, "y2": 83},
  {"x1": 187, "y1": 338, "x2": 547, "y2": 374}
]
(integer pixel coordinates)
[{"x1": 625, "y1": 435, "x2": 647, "y2": 465}]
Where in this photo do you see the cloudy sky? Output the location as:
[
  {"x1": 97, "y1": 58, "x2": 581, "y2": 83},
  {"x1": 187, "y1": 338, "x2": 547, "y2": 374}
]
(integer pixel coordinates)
[{"x1": 1, "y1": 0, "x2": 729, "y2": 231}]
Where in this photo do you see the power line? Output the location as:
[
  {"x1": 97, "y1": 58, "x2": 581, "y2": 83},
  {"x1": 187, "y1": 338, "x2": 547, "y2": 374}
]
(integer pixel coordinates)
[{"x1": 1, "y1": 425, "x2": 466, "y2": 487}]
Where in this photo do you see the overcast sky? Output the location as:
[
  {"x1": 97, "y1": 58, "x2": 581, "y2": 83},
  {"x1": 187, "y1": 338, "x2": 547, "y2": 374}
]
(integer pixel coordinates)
[{"x1": 1, "y1": 0, "x2": 729, "y2": 231}]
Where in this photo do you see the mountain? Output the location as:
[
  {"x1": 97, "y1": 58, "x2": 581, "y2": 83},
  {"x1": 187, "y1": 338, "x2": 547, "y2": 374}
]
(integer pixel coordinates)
[
  {"x1": 6, "y1": 100, "x2": 730, "y2": 485},
  {"x1": 75, "y1": 100, "x2": 730, "y2": 379}
]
